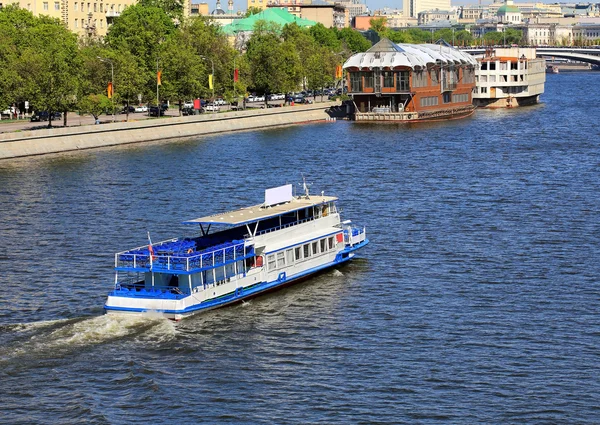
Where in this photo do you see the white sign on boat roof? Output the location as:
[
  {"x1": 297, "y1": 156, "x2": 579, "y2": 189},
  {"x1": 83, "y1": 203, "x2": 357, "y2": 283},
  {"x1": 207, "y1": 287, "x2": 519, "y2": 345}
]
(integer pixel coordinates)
[
  {"x1": 183, "y1": 194, "x2": 338, "y2": 226},
  {"x1": 265, "y1": 184, "x2": 293, "y2": 207}
]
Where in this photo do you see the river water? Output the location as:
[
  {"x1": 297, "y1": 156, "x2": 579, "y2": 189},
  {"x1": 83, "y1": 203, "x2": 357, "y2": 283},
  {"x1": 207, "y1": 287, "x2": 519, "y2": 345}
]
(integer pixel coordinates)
[{"x1": 1, "y1": 72, "x2": 599, "y2": 424}]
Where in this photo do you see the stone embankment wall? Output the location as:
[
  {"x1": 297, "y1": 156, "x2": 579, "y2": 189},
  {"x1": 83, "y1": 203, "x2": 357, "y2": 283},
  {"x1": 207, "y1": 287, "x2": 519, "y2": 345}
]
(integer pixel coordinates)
[{"x1": 0, "y1": 102, "x2": 337, "y2": 160}]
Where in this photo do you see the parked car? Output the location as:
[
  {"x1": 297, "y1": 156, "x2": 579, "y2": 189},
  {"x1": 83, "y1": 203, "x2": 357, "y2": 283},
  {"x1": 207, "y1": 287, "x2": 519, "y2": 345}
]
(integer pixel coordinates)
[
  {"x1": 149, "y1": 105, "x2": 165, "y2": 117},
  {"x1": 30, "y1": 111, "x2": 62, "y2": 122},
  {"x1": 121, "y1": 105, "x2": 135, "y2": 114},
  {"x1": 214, "y1": 98, "x2": 226, "y2": 106},
  {"x1": 183, "y1": 101, "x2": 194, "y2": 109},
  {"x1": 182, "y1": 106, "x2": 196, "y2": 116},
  {"x1": 204, "y1": 103, "x2": 220, "y2": 112},
  {"x1": 134, "y1": 105, "x2": 148, "y2": 113}
]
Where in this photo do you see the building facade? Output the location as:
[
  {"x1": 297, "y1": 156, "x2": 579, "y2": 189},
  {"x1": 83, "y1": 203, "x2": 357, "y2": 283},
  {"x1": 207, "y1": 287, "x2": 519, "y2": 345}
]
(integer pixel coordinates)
[
  {"x1": 16, "y1": 0, "x2": 137, "y2": 36},
  {"x1": 403, "y1": 0, "x2": 450, "y2": 19}
]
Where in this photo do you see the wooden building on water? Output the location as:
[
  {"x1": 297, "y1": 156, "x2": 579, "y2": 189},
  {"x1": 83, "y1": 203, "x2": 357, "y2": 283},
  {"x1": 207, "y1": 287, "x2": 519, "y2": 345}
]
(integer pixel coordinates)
[{"x1": 343, "y1": 39, "x2": 478, "y2": 122}]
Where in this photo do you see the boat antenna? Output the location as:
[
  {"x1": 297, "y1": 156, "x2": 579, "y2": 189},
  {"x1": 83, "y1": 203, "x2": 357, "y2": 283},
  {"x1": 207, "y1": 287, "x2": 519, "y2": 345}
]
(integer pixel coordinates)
[{"x1": 299, "y1": 175, "x2": 312, "y2": 198}]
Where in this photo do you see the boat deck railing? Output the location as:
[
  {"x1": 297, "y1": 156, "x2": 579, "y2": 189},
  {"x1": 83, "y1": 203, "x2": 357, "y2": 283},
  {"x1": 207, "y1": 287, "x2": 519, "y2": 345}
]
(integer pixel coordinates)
[
  {"x1": 110, "y1": 282, "x2": 188, "y2": 299},
  {"x1": 116, "y1": 240, "x2": 254, "y2": 274},
  {"x1": 254, "y1": 216, "x2": 317, "y2": 237},
  {"x1": 344, "y1": 226, "x2": 366, "y2": 246}
]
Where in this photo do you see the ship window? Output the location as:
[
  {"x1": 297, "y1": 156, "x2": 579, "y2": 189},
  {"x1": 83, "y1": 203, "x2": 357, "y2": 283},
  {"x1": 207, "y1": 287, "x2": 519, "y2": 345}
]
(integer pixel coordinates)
[
  {"x1": 511, "y1": 61, "x2": 518, "y2": 70},
  {"x1": 312, "y1": 241, "x2": 319, "y2": 255},
  {"x1": 429, "y1": 68, "x2": 439, "y2": 85},
  {"x1": 303, "y1": 244, "x2": 310, "y2": 258},
  {"x1": 383, "y1": 71, "x2": 394, "y2": 88},
  {"x1": 295, "y1": 246, "x2": 302, "y2": 260},
  {"x1": 277, "y1": 251, "x2": 285, "y2": 267},
  {"x1": 286, "y1": 249, "x2": 293, "y2": 264},
  {"x1": 396, "y1": 71, "x2": 409, "y2": 91},
  {"x1": 320, "y1": 239, "x2": 326, "y2": 253},
  {"x1": 489, "y1": 62, "x2": 496, "y2": 70},
  {"x1": 363, "y1": 72, "x2": 374, "y2": 89},
  {"x1": 481, "y1": 62, "x2": 487, "y2": 70},
  {"x1": 420, "y1": 96, "x2": 438, "y2": 107},
  {"x1": 443, "y1": 92, "x2": 451, "y2": 103},
  {"x1": 328, "y1": 237, "x2": 334, "y2": 249},
  {"x1": 350, "y1": 72, "x2": 361, "y2": 92},
  {"x1": 412, "y1": 71, "x2": 427, "y2": 88},
  {"x1": 267, "y1": 254, "x2": 276, "y2": 270}
]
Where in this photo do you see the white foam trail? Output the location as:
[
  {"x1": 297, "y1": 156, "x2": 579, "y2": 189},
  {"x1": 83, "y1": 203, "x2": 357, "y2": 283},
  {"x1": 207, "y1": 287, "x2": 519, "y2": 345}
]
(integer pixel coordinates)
[
  {"x1": 332, "y1": 270, "x2": 344, "y2": 277},
  {"x1": 2, "y1": 314, "x2": 176, "y2": 360}
]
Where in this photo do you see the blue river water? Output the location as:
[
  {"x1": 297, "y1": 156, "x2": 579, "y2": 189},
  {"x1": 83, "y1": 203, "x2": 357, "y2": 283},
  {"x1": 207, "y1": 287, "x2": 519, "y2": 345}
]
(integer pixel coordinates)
[{"x1": 1, "y1": 72, "x2": 599, "y2": 424}]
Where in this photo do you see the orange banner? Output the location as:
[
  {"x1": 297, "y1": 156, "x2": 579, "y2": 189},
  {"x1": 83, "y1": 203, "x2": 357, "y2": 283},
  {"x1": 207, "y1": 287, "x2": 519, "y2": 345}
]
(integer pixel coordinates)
[
  {"x1": 107, "y1": 82, "x2": 113, "y2": 99},
  {"x1": 157, "y1": 70, "x2": 162, "y2": 86}
]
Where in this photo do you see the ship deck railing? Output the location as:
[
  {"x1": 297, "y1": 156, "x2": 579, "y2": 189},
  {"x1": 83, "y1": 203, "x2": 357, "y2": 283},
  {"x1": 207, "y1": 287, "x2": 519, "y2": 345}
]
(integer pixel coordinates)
[
  {"x1": 344, "y1": 226, "x2": 366, "y2": 246},
  {"x1": 115, "y1": 240, "x2": 254, "y2": 274},
  {"x1": 253, "y1": 215, "x2": 317, "y2": 238},
  {"x1": 110, "y1": 281, "x2": 188, "y2": 299}
]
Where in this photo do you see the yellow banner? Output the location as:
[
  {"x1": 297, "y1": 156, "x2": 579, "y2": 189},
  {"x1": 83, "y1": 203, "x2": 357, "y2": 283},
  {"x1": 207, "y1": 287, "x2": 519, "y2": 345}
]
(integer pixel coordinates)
[
  {"x1": 107, "y1": 82, "x2": 113, "y2": 99},
  {"x1": 209, "y1": 74, "x2": 213, "y2": 90}
]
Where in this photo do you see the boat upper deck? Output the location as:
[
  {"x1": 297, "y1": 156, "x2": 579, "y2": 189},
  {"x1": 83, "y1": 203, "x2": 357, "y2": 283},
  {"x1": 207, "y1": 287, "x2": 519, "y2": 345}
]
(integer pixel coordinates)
[{"x1": 183, "y1": 195, "x2": 338, "y2": 226}]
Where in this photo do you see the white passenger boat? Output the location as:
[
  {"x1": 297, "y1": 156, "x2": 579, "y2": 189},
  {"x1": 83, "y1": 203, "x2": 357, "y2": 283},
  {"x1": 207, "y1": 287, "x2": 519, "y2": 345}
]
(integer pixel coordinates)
[{"x1": 104, "y1": 182, "x2": 368, "y2": 320}]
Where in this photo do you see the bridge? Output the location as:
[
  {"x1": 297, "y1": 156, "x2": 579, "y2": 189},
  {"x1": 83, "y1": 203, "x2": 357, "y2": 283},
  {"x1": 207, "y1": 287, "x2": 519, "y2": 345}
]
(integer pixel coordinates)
[{"x1": 461, "y1": 47, "x2": 600, "y2": 65}]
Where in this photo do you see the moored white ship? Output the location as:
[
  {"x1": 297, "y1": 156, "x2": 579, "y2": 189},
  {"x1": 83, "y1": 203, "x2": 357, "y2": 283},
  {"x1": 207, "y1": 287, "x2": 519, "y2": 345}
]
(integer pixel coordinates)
[
  {"x1": 473, "y1": 47, "x2": 546, "y2": 108},
  {"x1": 104, "y1": 182, "x2": 368, "y2": 320}
]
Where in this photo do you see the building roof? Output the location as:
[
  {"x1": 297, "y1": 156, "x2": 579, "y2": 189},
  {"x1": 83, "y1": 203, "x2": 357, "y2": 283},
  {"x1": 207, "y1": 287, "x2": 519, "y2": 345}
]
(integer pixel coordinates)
[
  {"x1": 497, "y1": 4, "x2": 521, "y2": 14},
  {"x1": 183, "y1": 195, "x2": 338, "y2": 226},
  {"x1": 222, "y1": 8, "x2": 316, "y2": 34},
  {"x1": 343, "y1": 38, "x2": 477, "y2": 70}
]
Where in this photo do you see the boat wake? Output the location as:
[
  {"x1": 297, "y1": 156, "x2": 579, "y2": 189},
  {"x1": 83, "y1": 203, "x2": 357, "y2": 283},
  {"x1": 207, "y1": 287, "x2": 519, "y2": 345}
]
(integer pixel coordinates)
[
  {"x1": 331, "y1": 269, "x2": 344, "y2": 277},
  {"x1": 0, "y1": 314, "x2": 176, "y2": 362}
]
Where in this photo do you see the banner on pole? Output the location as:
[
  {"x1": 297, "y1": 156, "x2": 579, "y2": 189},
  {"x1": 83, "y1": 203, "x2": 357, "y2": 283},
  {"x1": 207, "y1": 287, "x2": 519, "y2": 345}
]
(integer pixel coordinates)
[
  {"x1": 157, "y1": 70, "x2": 162, "y2": 86},
  {"x1": 107, "y1": 82, "x2": 113, "y2": 99},
  {"x1": 209, "y1": 74, "x2": 214, "y2": 90}
]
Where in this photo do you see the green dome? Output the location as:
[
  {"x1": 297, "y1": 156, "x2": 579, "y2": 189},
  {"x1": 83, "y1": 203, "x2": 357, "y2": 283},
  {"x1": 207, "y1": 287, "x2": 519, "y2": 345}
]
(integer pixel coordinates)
[{"x1": 497, "y1": 4, "x2": 521, "y2": 14}]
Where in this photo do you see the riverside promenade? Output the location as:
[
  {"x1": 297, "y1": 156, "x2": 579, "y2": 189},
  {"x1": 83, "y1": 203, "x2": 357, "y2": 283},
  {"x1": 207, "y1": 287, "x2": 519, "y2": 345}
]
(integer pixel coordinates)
[{"x1": 0, "y1": 101, "x2": 340, "y2": 160}]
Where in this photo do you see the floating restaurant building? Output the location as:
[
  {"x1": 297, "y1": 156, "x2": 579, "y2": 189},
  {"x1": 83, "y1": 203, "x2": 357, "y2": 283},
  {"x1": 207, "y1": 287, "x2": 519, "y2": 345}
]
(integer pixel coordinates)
[{"x1": 343, "y1": 39, "x2": 478, "y2": 122}]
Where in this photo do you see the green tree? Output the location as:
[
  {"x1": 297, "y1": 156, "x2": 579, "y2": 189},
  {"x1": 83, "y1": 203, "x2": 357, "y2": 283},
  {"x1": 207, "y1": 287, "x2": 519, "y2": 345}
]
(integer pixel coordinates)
[
  {"x1": 309, "y1": 23, "x2": 341, "y2": 51},
  {"x1": 113, "y1": 48, "x2": 147, "y2": 119},
  {"x1": 305, "y1": 46, "x2": 335, "y2": 99},
  {"x1": 369, "y1": 17, "x2": 387, "y2": 34},
  {"x1": 159, "y1": 31, "x2": 205, "y2": 115},
  {"x1": 138, "y1": 0, "x2": 184, "y2": 21},
  {"x1": 18, "y1": 15, "x2": 81, "y2": 127},
  {"x1": 246, "y1": 25, "x2": 302, "y2": 102},
  {"x1": 385, "y1": 29, "x2": 414, "y2": 44},
  {"x1": 0, "y1": 6, "x2": 46, "y2": 115},
  {"x1": 105, "y1": 4, "x2": 176, "y2": 99},
  {"x1": 483, "y1": 31, "x2": 504, "y2": 45},
  {"x1": 455, "y1": 30, "x2": 474, "y2": 46},
  {"x1": 244, "y1": 6, "x2": 263, "y2": 17},
  {"x1": 79, "y1": 94, "x2": 112, "y2": 121},
  {"x1": 185, "y1": 16, "x2": 237, "y2": 99},
  {"x1": 337, "y1": 27, "x2": 372, "y2": 53}
]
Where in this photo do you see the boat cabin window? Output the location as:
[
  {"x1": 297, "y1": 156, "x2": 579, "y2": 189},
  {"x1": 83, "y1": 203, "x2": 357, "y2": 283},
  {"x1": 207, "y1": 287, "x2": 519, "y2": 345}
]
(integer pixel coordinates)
[
  {"x1": 312, "y1": 241, "x2": 319, "y2": 255},
  {"x1": 286, "y1": 249, "x2": 294, "y2": 264},
  {"x1": 303, "y1": 244, "x2": 310, "y2": 258},
  {"x1": 277, "y1": 251, "x2": 285, "y2": 267},
  {"x1": 320, "y1": 239, "x2": 326, "y2": 253},
  {"x1": 328, "y1": 236, "x2": 334, "y2": 250},
  {"x1": 267, "y1": 254, "x2": 276, "y2": 270},
  {"x1": 295, "y1": 246, "x2": 302, "y2": 261}
]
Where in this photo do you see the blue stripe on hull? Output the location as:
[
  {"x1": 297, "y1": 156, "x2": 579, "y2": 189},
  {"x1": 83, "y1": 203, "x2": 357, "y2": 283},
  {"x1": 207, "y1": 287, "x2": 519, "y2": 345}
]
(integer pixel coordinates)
[{"x1": 104, "y1": 255, "x2": 355, "y2": 317}]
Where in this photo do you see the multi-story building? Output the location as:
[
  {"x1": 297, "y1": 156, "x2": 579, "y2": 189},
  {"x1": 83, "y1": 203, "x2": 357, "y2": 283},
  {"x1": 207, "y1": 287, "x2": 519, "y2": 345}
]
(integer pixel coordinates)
[
  {"x1": 402, "y1": 0, "x2": 450, "y2": 19},
  {"x1": 335, "y1": 0, "x2": 366, "y2": 21},
  {"x1": 16, "y1": 0, "x2": 139, "y2": 37},
  {"x1": 458, "y1": 5, "x2": 489, "y2": 24},
  {"x1": 300, "y1": 0, "x2": 348, "y2": 28},
  {"x1": 417, "y1": 8, "x2": 458, "y2": 25}
]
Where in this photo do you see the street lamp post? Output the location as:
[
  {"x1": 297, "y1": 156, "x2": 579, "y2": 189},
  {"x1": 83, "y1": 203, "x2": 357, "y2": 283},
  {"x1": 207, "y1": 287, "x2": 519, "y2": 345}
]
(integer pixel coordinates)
[
  {"x1": 200, "y1": 55, "x2": 215, "y2": 113},
  {"x1": 98, "y1": 57, "x2": 115, "y2": 122}
]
